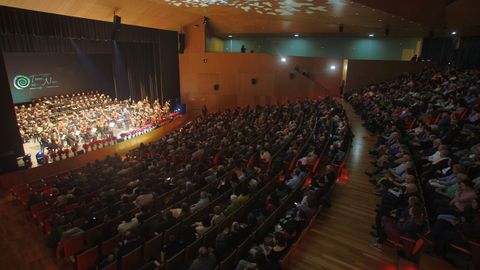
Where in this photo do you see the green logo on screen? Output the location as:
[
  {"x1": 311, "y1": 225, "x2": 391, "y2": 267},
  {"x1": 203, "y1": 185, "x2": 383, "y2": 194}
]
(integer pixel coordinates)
[{"x1": 13, "y1": 75, "x2": 31, "y2": 90}]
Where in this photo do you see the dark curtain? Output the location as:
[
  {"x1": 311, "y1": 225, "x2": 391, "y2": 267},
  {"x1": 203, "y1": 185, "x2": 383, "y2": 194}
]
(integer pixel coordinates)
[
  {"x1": 455, "y1": 37, "x2": 480, "y2": 69},
  {"x1": 421, "y1": 36, "x2": 480, "y2": 69},
  {"x1": 0, "y1": 6, "x2": 180, "y2": 103}
]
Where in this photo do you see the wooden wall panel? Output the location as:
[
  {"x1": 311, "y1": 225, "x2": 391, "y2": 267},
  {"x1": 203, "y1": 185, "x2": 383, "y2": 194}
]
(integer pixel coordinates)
[
  {"x1": 345, "y1": 60, "x2": 432, "y2": 91},
  {"x1": 180, "y1": 50, "x2": 341, "y2": 117}
]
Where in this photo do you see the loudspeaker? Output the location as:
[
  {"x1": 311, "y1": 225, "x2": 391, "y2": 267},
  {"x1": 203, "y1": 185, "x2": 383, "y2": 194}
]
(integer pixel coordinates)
[
  {"x1": 0, "y1": 152, "x2": 18, "y2": 174},
  {"x1": 385, "y1": 27, "x2": 390, "y2": 37},
  {"x1": 251, "y1": 78, "x2": 257, "y2": 85},
  {"x1": 113, "y1": 15, "x2": 121, "y2": 30},
  {"x1": 179, "y1": 33, "x2": 185, "y2": 54},
  {"x1": 339, "y1": 24, "x2": 344, "y2": 33},
  {"x1": 289, "y1": 73, "x2": 295, "y2": 79},
  {"x1": 213, "y1": 84, "x2": 219, "y2": 91},
  {"x1": 112, "y1": 15, "x2": 121, "y2": 40}
]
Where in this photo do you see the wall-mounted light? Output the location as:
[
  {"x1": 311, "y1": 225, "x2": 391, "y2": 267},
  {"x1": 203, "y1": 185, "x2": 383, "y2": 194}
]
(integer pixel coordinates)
[
  {"x1": 330, "y1": 65, "x2": 336, "y2": 70},
  {"x1": 294, "y1": 34, "x2": 299, "y2": 37},
  {"x1": 280, "y1": 57, "x2": 287, "y2": 63},
  {"x1": 368, "y1": 33, "x2": 375, "y2": 37},
  {"x1": 451, "y1": 31, "x2": 457, "y2": 35}
]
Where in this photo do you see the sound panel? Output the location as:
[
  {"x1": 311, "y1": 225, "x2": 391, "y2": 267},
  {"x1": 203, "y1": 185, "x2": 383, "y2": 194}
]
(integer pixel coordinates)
[
  {"x1": 0, "y1": 50, "x2": 24, "y2": 174},
  {"x1": 112, "y1": 15, "x2": 121, "y2": 40}
]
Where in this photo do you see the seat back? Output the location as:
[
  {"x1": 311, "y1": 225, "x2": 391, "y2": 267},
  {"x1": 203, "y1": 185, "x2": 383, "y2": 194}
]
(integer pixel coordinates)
[
  {"x1": 184, "y1": 236, "x2": 204, "y2": 267},
  {"x1": 86, "y1": 223, "x2": 104, "y2": 245},
  {"x1": 101, "y1": 234, "x2": 121, "y2": 257},
  {"x1": 470, "y1": 241, "x2": 480, "y2": 268},
  {"x1": 202, "y1": 227, "x2": 218, "y2": 247},
  {"x1": 164, "y1": 249, "x2": 185, "y2": 270},
  {"x1": 76, "y1": 245, "x2": 99, "y2": 270},
  {"x1": 235, "y1": 235, "x2": 254, "y2": 263},
  {"x1": 219, "y1": 249, "x2": 237, "y2": 270},
  {"x1": 164, "y1": 222, "x2": 181, "y2": 243},
  {"x1": 143, "y1": 233, "x2": 163, "y2": 262},
  {"x1": 120, "y1": 246, "x2": 143, "y2": 270},
  {"x1": 101, "y1": 260, "x2": 117, "y2": 270},
  {"x1": 63, "y1": 232, "x2": 86, "y2": 258}
]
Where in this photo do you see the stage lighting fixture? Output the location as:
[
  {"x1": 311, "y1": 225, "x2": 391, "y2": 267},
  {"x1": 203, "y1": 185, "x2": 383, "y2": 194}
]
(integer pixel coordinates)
[
  {"x1": 228, "y1": 35, "x2": 233, "y2": 38},
  {"x1": 368, "y1": 33, "x2": 375, "y2": 37},
  {"x1": 451, "y1": 31, "x2": 457, "y2": 35},
  {"x1": 281, "y1": 57, "x2": 287, "y2": 63},
  {"x1": 294, "y1": 34, "x2": 299, "y2": 37},
  {"x1": 330, "y1": 65, "x2": 336, "y2": 70}
]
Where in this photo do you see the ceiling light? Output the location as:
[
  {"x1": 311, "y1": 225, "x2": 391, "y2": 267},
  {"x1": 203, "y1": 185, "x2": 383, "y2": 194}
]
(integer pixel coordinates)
[
  {"x1": 330, "y1": 65, "x2": 336, "y2": 70},
  {"x1": 369, "y1": 33, "x2": 375, "y2": 37},
  {"x1": 451, "y1": 31, "x2": 456, "y2": 35},
  {"x1": 228, "y1": 35, "x2": 233, "y2": 38},
  {"x1": 294, "y1": 34, "x2": 299, "y2": 37},
  {"x1": 280, "y1": 57, "x2": 287, "y2": 63}
]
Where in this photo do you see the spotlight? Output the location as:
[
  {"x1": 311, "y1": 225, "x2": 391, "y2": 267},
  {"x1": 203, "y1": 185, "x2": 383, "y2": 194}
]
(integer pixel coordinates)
[
  {"x1": 368, "y1": 33, "x2": 375, "y2": 37},
  {"x1": 330, "y1": 65, "x2": 336, "y2": 70},
  {"x1": 280, "y1": 57, "x2": 287, "y2": 63},
  {"x1": 451, "y1": 31, "x2": 456, "y2": 35},
  {"x1": 294, "y1": 34, "x2": 299, "y2": 37}
]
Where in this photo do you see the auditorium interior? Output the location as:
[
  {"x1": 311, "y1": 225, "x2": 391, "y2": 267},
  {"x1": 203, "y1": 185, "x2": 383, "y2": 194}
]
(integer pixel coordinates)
[{"x1": 0, "y1": 0, "x2": 479, "y2": 270}]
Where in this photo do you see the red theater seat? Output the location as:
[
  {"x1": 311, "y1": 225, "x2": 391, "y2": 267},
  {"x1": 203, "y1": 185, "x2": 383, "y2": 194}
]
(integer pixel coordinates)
[
  {"x1": 120, "y1": 246, "x2": 142, "y2": 270},
  {"x1": 76, "y1": 245, "x2": 99, "y2": 270}
]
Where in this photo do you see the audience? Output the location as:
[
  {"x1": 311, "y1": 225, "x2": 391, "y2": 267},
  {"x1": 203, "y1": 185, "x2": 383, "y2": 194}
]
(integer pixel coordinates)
[{"x1": 348, "y1": 66, "x2": 480, "y2": 267}]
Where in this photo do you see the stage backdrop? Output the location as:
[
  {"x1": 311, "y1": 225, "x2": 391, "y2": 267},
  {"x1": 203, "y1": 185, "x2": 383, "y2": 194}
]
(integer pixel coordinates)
[{"x1": 4, "y1": 52, "x2": 114, "y2": 104}]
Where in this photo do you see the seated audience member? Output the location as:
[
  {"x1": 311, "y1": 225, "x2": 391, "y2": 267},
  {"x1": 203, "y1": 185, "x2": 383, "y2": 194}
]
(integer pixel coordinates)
[
  {"x1": 285, "y1": 169, "x2": 302, "y2": 190},
  {"x1": 117, "y1": 230, "x2": 142, "y2": 257},
  {"x1": 192, "y1": 216, "x2": 212, "y2": 236},
  {"x1": 117, "y1": 216, "x2": 139, "y2": 235},
  {"x1": 189, "y1": 246, "x2": 217, "y2": 270},
  {"x1": 134, "y1": 191, "x2": 154, "y2": 208},
  {"x1": 260, "y1": 232, "x2": 287, "y2": 267},
  {"x1": 371, "y1": 206, "x2": 425, "y2": 250},
  {"x1": 191, "y1": 191, "x2": 210, "y2": 212},
  {"x1": 210, "y1": 205, "x2": 225, "y2": 225}
]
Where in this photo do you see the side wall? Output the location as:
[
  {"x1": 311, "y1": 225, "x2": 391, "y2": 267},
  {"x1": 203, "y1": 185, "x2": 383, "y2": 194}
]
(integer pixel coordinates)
[{"x1": 345, "y1": 60, "x2": 431, "y2": 91}]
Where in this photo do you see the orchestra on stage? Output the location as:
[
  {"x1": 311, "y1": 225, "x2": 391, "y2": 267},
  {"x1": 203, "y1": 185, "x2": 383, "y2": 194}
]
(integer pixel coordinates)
[{"x1": 15, "y1": 92, "x2": 172, "y2": 154}]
